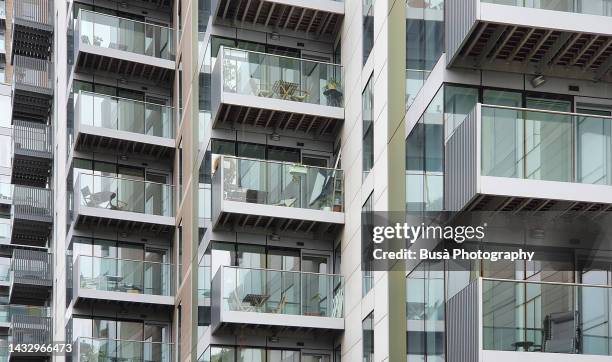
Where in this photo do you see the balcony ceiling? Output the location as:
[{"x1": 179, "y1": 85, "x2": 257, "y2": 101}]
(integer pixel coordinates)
[
  {"x1": 76, "y1": 52, "x2": 173, "y2": 83},
  {"x1": 215, "y1": 0, "x2": 342, "y2": 37},
  {"x1": 75, "y1": 215, "x2": 174, "y2": 235},
  {"x1": 465, "y1": 194, "x2": 612, "y2": 215},
  {"x1": 75, "y1": 133, "x2": 174, "y2": 159},
  {"x1": 216, "y1": 211, "x2": 341, "y2": 236},
  {"x1": 215, "y1": 103, "x2": 341, "y2": 136},
  {"x1": 455, "y1": 23, "x2": 612, "y2": 81}
]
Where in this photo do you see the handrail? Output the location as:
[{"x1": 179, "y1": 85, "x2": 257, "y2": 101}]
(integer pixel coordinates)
[
  {"x1": 77, "y1": 90, "x2": 174, "y2": 110},
  {"x1": 481, "y1": 103, "x2": 612, "y2": 121},
  {"x1": 218, "y1": 155, "x2": 344, "y2": 173},
  {"x1": 220, "y1": 46, "x2": 342, "y2": 68},
  {"x1": 221, "y1": 264, "x2": 343, "y2": 278},
  {"x1": 76, "y1": 336, "x2": 174, "y2": 346},
  {"x1": 77, "y1": 254, "x2": 172, "y2": 267},
  {"x1": 76, "y1": 172, "x2": 174, "y2": 188},
  {"x1": 482, "y1": 277, "x2": 612, "y2": 289},
  {"x1": 78, "y1": 9, "x2": 173, "y2": 31}
]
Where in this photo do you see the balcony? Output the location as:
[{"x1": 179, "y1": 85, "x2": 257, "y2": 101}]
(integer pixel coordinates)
[
  {"x1": 211, "y1": 266, "x2": 344, "y2": 332},
  {"x1": 445, "y1": 104, "x2": 612, "y2": 212},
  {"x1": 11, "y1": 120, "x2": 52, "y2": 188},
  {"x1": 446, "y1": 0, "x2": 612, "y2": 81},
  {"x1": 0, "y1": 305, "x2": 49, "y2": 329},
  {"x1": 448, "y1": 278, "x2": 612, "y2": 361},
  {"x1": 75, "y1": 338, "x2": 172, "y2": 362},
  {"x1": 213, "y1": 0, "x2": 344, "y2": 38},
  {"x1": 212, "y1": 155, "x2": 344, "y2": 234},
  {"x1": 73, "y1": 91, "x2": 175, "y2": 157},
  {"x1": 9, "y1": 249, "x2": 52, "y2": 305},
  {"x1": 11, "y1": 55, "x2": 53, "y2": 122},
  {"x1": 9, "y1": 315, "x2": 52, "y2": 359},
  {"x1": 72, "y1": 255, "x2": 174, "y2": 306},
  {"x1": 10, "y1": 186, "x2": 52, "y2": 246},
  {"x1": 212, "y1": 48, "x2": 344, "y2": 136},
  {"x1": 11, "y1": 0, "x2": 53, "y2": 60},
  {"x1": 74, "y1": 10, "x2": 175, "y2": 82},
  {"x1": 73, "y1": 173, "x2": 175, "y2": 232}
]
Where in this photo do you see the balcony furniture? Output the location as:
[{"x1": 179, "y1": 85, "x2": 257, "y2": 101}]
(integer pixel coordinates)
[
  {"x1": 248, "y1": 78, "x2": 273, "y2": 98},
  {"x1": 243, "y1": 293, "x2": 270, "y2": 307},
  {"x1": 272, "y1": 80, "x2": 299, "y2": 100},
  {"x1": 543, "y1": 311, "x2": 578, "y2": 353},
  {"x1": 271, "y1": 294, "x2": 287, "y2": 314},
  {"x1": 511, "y1": 341, "x2": 534, "y2": 351}
]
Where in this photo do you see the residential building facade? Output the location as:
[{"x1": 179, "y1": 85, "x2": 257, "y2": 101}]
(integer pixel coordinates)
[{"x1": 0, "y1": 0, "x2": 609, "y2": 361}]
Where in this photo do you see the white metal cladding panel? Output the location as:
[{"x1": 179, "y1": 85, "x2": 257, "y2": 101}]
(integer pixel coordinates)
[
  {"x1": 445, "y1": 108, "x2": 478, "y2": 211},
  {"x1": 447, "y1": 280, "x2": 479, "y2": 362},
  {"x1": 446, "y1": 0, "x2": 478, "y2": 66}
]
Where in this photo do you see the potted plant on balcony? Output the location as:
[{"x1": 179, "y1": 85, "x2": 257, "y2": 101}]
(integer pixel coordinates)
[{"x1": 323, "y1": 79, "x2": 343, "y2": 107}]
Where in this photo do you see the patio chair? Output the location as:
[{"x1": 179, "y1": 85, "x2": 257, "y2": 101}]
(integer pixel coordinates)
[{"x1": 249, "y1": 78, "x2": 273, "y2": 98}]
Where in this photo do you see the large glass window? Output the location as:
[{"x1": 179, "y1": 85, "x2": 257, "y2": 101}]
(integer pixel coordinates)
[
  {"x1": 363, "y1": 0, "x2": 374, "y2": 65},
  {"x1": 362, "y1": 312, "x2": 374, "y2": 362},
  {"x1": 362, "y1": 193, "x2": 374, "y2": 296},
  {"x1": 405, "y1": 0, "x2": 444, "y2": 108},
  {"x1": 362, "y1": 75, "x2": 374, "y2": 179}
]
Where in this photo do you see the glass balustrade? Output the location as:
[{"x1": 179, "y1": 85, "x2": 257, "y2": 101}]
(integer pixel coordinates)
[
  {"x1": 0, "y1": 305, "x2": 50, "y2": 323},
  {"x1": 220, "y1": 47, "x2": 344, "y2": 107},
  {"x1": 219, "y1": 266, "x2": 344, "y2": 318},
  {"x1": 77, "y1": 255, "x2": 173, "y2": 296},
  {"x1": 481, "y1": 105, "x2": 612, "y2": 185},
  {"x1": 78, "y1": 10, "x2": 175, "y2": 60},
  {"x1": 0, "y1": 224, "x2": 9, "y2": 245},
  {"x1": 77, "y1": 173, "x2": 174, "y2": 217},
  {"x1": 482, "y1": 0, "x2": 612, "y2": 16},
  {"x1": 482, "y1": 278, "x2": 612, "y2": 355},
  {"x1": 77, "y1": 337, "x2": 172, "y2": 362},
  {"x1": 217, "y1": 155, "x2": 344, "y2": 212},
  {"x1": 76, "y1": 91, "x2": 174, "y2": 139}
]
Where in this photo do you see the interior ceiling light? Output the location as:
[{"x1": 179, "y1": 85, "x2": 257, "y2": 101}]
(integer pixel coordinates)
[{"x1": 531, "y1": 74, "x2": 547, "y2": 88}]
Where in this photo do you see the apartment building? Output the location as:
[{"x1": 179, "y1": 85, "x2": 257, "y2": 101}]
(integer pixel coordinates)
[{"x1": 0, "y1": 0, "x2": 606, "y2": 361}]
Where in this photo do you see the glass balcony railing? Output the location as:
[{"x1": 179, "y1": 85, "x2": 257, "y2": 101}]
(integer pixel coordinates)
[
  {"x1": 480, "y1": 104, "x2": 612, "y2": 185},
  {"x1": 216, "y1": 155, "x2": 344, "y2": 212},
  {"x1": 0, "y1": 224, "x2": 9, "y2": 245},
  {"x1": 77, "y1": 173, "x2": 174, "y2": 217},
  {"x1": 0, "y1": 183, "x2": 11, "y2": 203},
  {"x1": 219, "y1": 266, "x2": 344, "y2": 318},
  {"x1": 0, "y1": 305, "x2": 49, "y2": 323},
  {"x1": 482, "y1": 0, "x2": 612, "y2": 17},
  {"x1": 0, "y1": 265, "x2": 9, "y2": 282},
  {"x1": 78, "y1": 10, "x2": 175, "y2": 60},
  {"x1": 76, "y1": 337, "x2": 172, "y2": 362},
  {"x1": 219, "y1": 47, "x2": 344, "y2": 107},
  {"x1": 77, "y1": 255, "x2": 173, "y2": 297},
  {"x1": 76, "y1": 91, "x2": 175, "y2": 139},
  {"x1": 483, "y1": 278, "x2": 612, "y2": 355}
]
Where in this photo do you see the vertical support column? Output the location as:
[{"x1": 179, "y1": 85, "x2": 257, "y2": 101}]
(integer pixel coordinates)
[{"x1": 175, "y1": 0, "x2": 200, "y2": 360}]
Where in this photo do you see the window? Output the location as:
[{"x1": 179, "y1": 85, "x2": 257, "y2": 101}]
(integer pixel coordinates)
[
  {"x1": 362, "y1": 75, "x2": 374, "y2": 179},
  {"x1": 362, "y1": 0, "x2": 374, "y2": 65},
  {"x1": 362, "y1": 193, "x2": 373, "y2": 296},
  {"x1": 362, "y1": 312, "x2": 374, "y2": 362}
]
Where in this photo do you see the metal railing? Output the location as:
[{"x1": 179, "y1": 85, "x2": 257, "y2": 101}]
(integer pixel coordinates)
[
  {"x1": 12, "y1": 55, "x2": 53, "y2": 92},
  {"x1": 11, "y1": 186, "x2": 53, "y2": 221},
  {"x1": 482, "y1": 0, "x2": 612, "y2": 17},
  {"x1": 13, "y1": 120, "x2": 53, "y2": 155},
  {"x1": 13, "y1": 0, "x2": 53, "y2": 27},
  {"x1": 11, "y1": 315, "x2": 52, "y2": 345},
  {"x1": 77, "y1": 255, "x2": 174, "y2": 296},
  {"x1": 11, "y1": 249, "x2": 52, "y2": 286}
]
